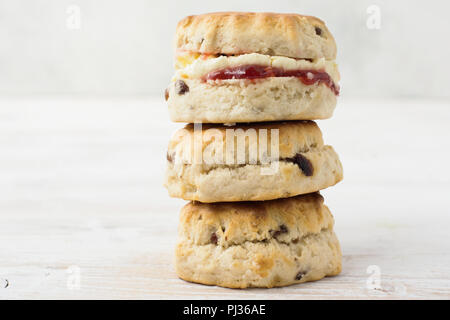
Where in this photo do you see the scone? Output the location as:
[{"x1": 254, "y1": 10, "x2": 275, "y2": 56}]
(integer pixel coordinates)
[
  {"x1": 164, "y1": 120, "x2": 343, "y2": 202},
  {"x1": 175, "y1": 193, "x2": 342, "y2": 288},
  {"x1": 166, "y1": 12, "x2": 340, "y2": 123}
]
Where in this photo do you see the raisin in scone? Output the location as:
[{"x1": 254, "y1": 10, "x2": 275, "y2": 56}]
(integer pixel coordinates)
[
  {"x1": 175, "y1": 193, "x2": 342, "y2": 288},
  {"x1": 166, "y1": 12, "x2": 340, "y2": 123},
  {"x1": 164, "y1": 121, "x2": 343, "y2": 202}
]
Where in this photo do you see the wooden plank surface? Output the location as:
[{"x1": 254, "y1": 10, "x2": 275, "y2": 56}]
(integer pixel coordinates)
[{"x1": 0, "y1": 96, "x2": 449, "y2": 299}]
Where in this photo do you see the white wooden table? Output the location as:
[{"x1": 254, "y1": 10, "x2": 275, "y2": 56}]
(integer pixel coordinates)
[{"x1": 0, "y1": 96, "x2": 449, "y2": 299}]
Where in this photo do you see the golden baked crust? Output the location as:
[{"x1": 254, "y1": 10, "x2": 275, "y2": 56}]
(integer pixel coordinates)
[
  {"x1": 167, "y1": 120, "x2": 324, "y2": 160},
  {"x1": 175, "y1": 12, "x2": 337, "y2": 60},
  {"x1": 175, "y1": 193, "x2": 342, "y2": 288},
  {"x1": 180, "y1": 193, "x2": 332, "y2": 246}
]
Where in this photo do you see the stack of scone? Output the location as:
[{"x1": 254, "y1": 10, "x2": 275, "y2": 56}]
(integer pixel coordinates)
[{"x1": 164, "y1": 12, "x2": 343, "y2": 288}]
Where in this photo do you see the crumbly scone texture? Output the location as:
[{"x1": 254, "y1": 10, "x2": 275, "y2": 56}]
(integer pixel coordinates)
[
  {"x1": 167, "y1": 78, "x2": 337, "y2": 123},
  {"x1": 165, "y1": 146, "x2": 343, "y2": 202},
  {"x1": 164, "y1": 121, "x2": 343, "y2": 202},
  {"x1": 176, "y1": 193, "x2": 342, "y2": 288},
  {"x1": 175, "y1": 12, "x2": 337, "y2": 60}
]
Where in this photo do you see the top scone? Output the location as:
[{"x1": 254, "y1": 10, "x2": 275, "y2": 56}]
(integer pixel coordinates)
[
  {"x1": 166, "y1": 12, "x2": 340, "y2": 123},
  {"x1": 175, "y1": 12, "x2": 336, "y2": 60}
]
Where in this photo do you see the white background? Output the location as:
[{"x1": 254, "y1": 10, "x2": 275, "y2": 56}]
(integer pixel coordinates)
[{"x1": 1, "y1": 0, "x2": 450, "y2": 98}]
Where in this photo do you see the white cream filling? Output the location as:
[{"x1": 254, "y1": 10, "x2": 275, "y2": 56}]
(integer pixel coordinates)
[{"x1": 173, "y1": 52, "x2": 340, "y2": 84}]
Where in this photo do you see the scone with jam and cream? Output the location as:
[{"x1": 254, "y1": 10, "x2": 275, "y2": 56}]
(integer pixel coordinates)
[{"x1": 166, "y1": 12, "x2": 340, "y2": 123}]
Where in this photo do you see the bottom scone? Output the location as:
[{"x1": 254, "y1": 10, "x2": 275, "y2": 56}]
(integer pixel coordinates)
[{"x1": 175, "y1": 193, "x2": 342, "y2": 288}]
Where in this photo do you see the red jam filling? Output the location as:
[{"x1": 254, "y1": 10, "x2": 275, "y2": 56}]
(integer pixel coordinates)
[{"x1": 203, "y1": 65, "x2": 339, "y2": 95}]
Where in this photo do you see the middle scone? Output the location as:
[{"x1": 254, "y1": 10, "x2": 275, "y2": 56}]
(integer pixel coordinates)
[{"x1": 164, "y1": 121, "x2": 343, "y2": 202}]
